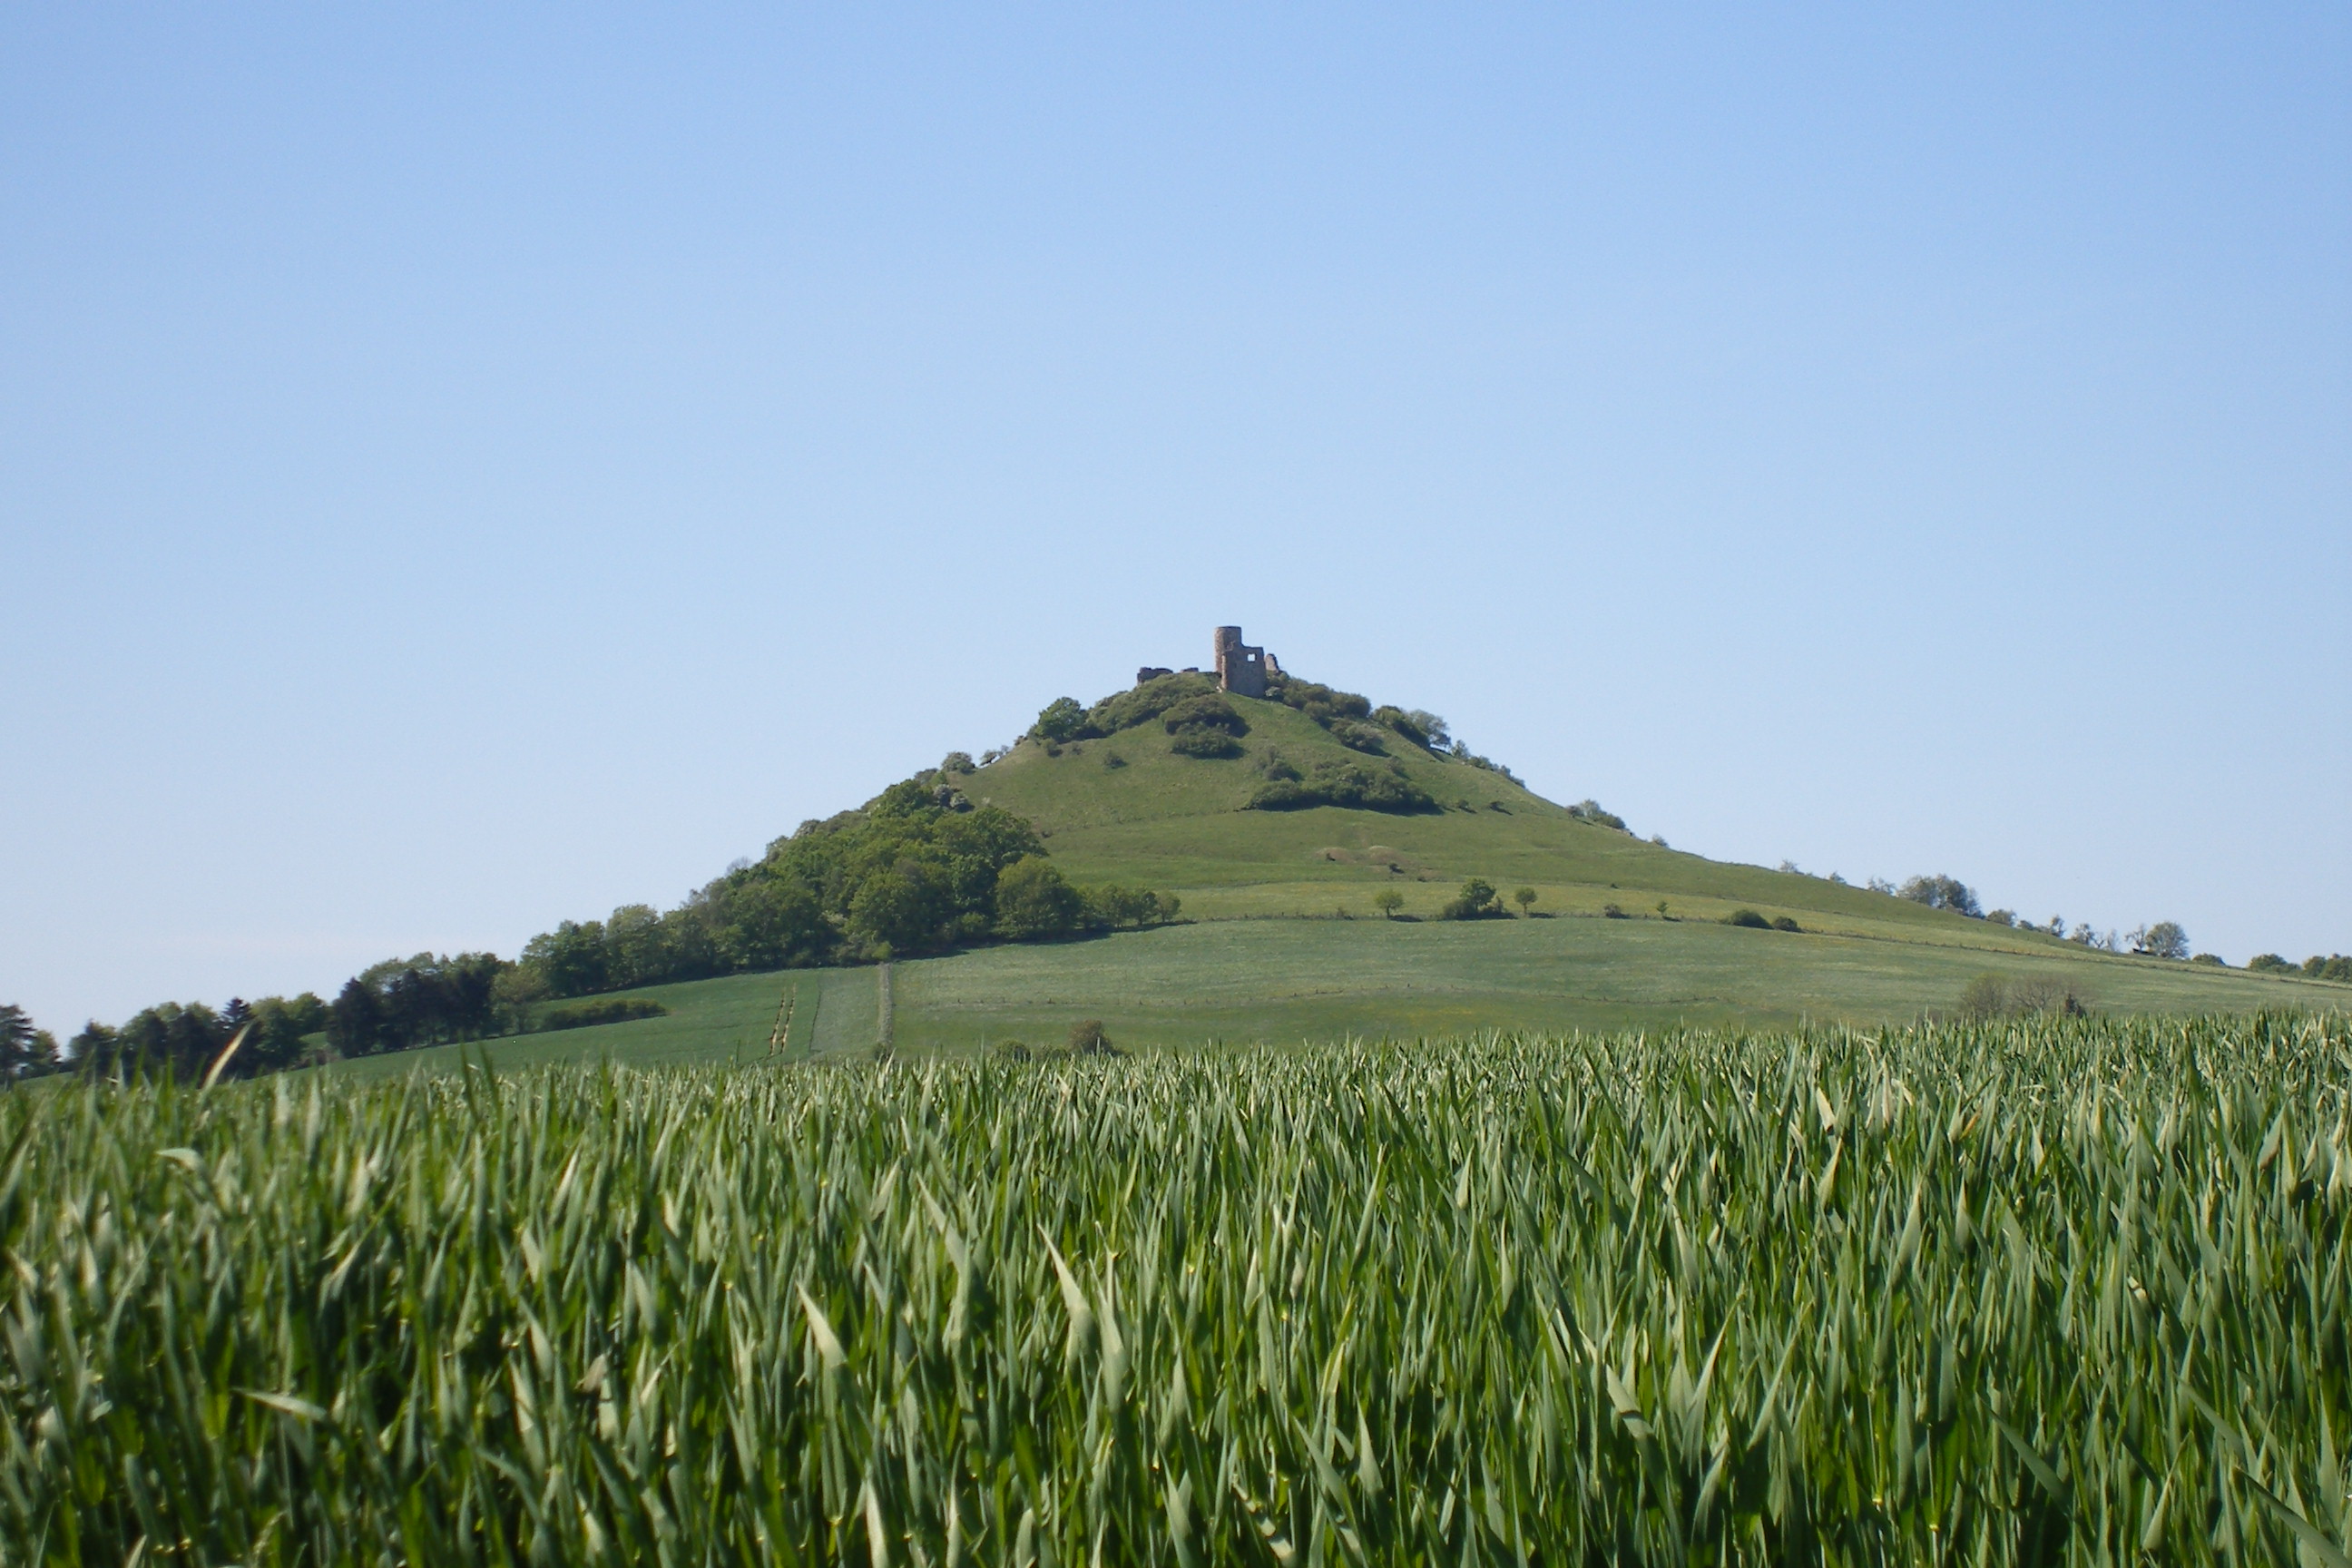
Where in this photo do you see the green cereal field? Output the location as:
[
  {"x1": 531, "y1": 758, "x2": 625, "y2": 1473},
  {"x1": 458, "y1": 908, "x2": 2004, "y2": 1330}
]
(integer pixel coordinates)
[{"x1": 7, "y1": 1013, "x2": 2347, "y2": 1563}]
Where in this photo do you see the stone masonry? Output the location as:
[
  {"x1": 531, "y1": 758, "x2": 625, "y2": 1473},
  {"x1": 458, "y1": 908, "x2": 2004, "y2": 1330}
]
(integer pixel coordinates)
[{"x1": 1213, "y1": 626, "x2": 1279, "y2": 698}]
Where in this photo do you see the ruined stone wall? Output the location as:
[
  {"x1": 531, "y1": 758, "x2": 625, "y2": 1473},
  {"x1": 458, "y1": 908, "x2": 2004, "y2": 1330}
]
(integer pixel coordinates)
[{"x1": 1213, "y1": 625, "x2": 1270, "y2": 698}]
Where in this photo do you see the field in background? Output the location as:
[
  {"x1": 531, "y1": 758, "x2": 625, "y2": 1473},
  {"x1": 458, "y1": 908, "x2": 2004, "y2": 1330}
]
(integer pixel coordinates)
[
  {"x1": 336, "y1": 911, "x2": 2350, "y2": 1076},
  {"x1": 13, "y1": 1014, "x2": 2348, "y2": 1562}
]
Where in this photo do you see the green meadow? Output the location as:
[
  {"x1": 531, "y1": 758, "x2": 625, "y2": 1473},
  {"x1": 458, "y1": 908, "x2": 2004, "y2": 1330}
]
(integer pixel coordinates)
[
  {"x1": 327, "y1": 689, "x2": 2346, "y2": 1075},
  {"x1": 335, "y1": 912, "x2": 2347, "y2": 1077}
]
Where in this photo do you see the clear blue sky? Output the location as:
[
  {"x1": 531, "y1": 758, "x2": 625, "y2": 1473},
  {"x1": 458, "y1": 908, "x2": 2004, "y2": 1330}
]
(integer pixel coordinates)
[{"x1": 5, "y1": 5, "x2": 2347, "y2": 1031}]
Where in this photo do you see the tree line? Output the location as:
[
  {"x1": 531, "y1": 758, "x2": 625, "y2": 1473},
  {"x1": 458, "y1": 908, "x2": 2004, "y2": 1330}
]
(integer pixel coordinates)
[{"x1": 23, "y1": 768, "x2": 1175, "y2": 1082}]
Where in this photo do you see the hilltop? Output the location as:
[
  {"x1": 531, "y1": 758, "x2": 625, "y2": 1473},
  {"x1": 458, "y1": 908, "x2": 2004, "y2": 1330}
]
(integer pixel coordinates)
[
  {"x1": 44, "y1": 630, "x2": 2344, "y2": 1084},
  {"x1": 314, "y1": 631, "x2": 2347, "y2": 1073}
]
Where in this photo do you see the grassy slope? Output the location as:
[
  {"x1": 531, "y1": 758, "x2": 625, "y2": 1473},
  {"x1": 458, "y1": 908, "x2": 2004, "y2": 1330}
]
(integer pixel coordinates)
[{"x1": 334, "y1": 686, "x2": 2347, "y2": 1074}]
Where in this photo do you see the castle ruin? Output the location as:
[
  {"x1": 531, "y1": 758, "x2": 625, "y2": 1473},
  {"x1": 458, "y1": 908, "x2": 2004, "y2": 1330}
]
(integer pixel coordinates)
[{"x1": 1213, "y1": 626, "x2": 1279, "y2": 698}]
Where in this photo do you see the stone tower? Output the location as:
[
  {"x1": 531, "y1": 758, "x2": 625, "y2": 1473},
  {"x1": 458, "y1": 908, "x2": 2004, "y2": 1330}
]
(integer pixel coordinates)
[{"x1": 1213, "y1": 626, "x2": 1276, "y2": 698}]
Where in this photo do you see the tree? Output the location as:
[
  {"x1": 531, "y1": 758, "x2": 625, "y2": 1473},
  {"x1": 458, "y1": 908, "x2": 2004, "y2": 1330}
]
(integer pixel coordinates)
[
  {"x1": 1033, "y1": 697, "x2": 1086, "y2": 743},
  {"x1": 1439, "y1": 877, "x2": 1502, "y2": 920},
  {"x1": 1897, "y1": 875, "x2": 1982, "y2": 918},
  {"x1": 993, "y1": 856, "x2": 1085, "y2": 940},
  {"x1": 848, "y1": 861, "x2": 953, "y2": 956},
  {"x1": 1083, "y1": 885, "x2": 1178, "y2": 929},
  {"x1": 603, "y1": 905, "x2": 672, "y2": 990},
  {"x1": 0, "y1": 1004, "x2": 59, "y2": 1079},
  {"x1": 2129, "y1": 921, "x2": 2190, "y2": 960},
  {"x1": 1374, "y1": 889, "x2": 1405, "y2": 920},
  {"x1": 710, "y1": 877, "x2": 829, "y2": 971},
  {"x1": 1513, "y1": 887, "x2": 1538, "y2": 917},
  {"x1": 1955, "y1": 974, "x2": 2007, "y2": 1020},
  {"x1": 1403, "y1": 710, "x2": 1450, "y2": 749},
  {"x1": 328, "y1": 979, "x2": 387, "y2": 1058},
  {"x1": 241, "y1": 994, "x2": 328, "y2": 1074}
]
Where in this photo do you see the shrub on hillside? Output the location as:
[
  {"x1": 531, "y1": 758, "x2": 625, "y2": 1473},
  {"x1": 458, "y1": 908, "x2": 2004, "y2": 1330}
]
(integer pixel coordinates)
[
  {"x1": 1247, "y1": 758, "x2": 1437, "y2": 815},
  {"x1": 2305, "y1": 954, "x2": 2352, "y2": 983},
  {"x1": 1722, "y1": 909, "x2": 1771, "y2": 929},
  {"x1": 1447, "y1": 743, "x2": 1523, "y2": 783},
  {"x1": 1066, "y1": 1019, "x2": 1121, "y2": 1056},
  {"x1": 1253, "y1": 749, "x2": 1301, "y2": 782},
  {"x1": 539, "y1": 997, "x2": 667, "y2": 1033},
  {"x1": 1161, "y1": 692, "x2": 1248, "y2": 737},
  {"x1": 1898, "y1": 875, "x2": 1983, "y2": 918},
  {"x1": 1439, "y1": 877, "x2": 1504, "y2": 920},
  {"x1": 1264, "y1": 673, "x2": 1372, "y2": 728},
  {"x1": 1371, "y1": 706, "x2": 1432, "y2": 748},
  {"x1": 2248, "y1": 954, "x2": 2295, "y2": 974},
  {"x1": 1032, "y1": 697, "x2": 1088, "y2": 743},
  {"x1": 1567, "y1": 799, "x2": 1627, "y2": 831},
  {"x1": 2127, "y1": 921, "x2": 2190, "y2": 960},
  {"x1": 1770, "y1": 916, "x2": 1802, "y2": 933},
  {"x1": 1330, "y1": 719, "x2": 1388, "y2": 755},
  {"x1": 1169, "y1": 730, "x2": 1244, "y2": 760},
  {"x1": 2191, "y1": 954, "x2": 2225, "y2": 966},
  {"x1": 1084, "y1": 671, "x2": 1218, "y2": 736}
]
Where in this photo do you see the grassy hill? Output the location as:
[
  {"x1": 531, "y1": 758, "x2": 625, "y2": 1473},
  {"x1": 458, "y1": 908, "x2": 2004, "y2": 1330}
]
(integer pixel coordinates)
[{"x1": 334, "y1": 677, "x2": 2347, "y2": 1076}]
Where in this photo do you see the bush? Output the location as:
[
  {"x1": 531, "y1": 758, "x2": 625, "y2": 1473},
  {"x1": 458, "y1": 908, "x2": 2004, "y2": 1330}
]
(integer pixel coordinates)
[
  {"x1": 2190, "y1": 954, "x2": 2225, "y2": 966},
  {"x1": 2305, "y1": 955, "x2": 2352, "y2": 983},
  {"x1": 1371, "y1": 706, "x2": 1432, "y2": 748},
  {"x1": 2249, "y1": 954, "x2": 2295, "y2": 974},
  {"x1": 1897, "y1": 875, "x2": 1983, "y2": 918},
  {"x1": 1083, "y1": 885, "x2": 1180, "y2": 929},
  {"x1": 1438, "y1": 878, "x2": 1504, "y2": 921},
  {"x1": 1247, "y1": 759, "x2": 1438, "y2": 815},
  {"x1": 1100, "y1": 750, "x2": 1127, "y2": 770},
  {"x1": 1083, "y1": 671, "x2": 1217, "y2": 736},
  {"x1": 1066, "y1": 1019, "x2": 1120, "y2": 1056},
  {"x1": 1601, "y1": 903, "x2": 1626, "y2": 919},
  {"x1": 1957, "y1": 975, "x2": 2086, "y2": 1020},
  {"x1": 1956, "y1": 974, "x2": 2007, "y2": 1020},
  {"x1": 1264, "y1": 674, "x2": 1370, "y2": 728},
  {"x1": 940, "y1": 751, "x2": 976, "y2": 776},
  {"x1": 1770, "y1": 916, "x2": 1802, "y2": 933},
  {"x1": 1161, "y1": 692, "x2": 1248, "y2": 737},
  {"x1": 1722, "y1": 910, "x2": 1771, "y2": 929},
  {"x1": 1032, "y1": 697, "x2": 1087, "y2": 743},
  {"x1": 1330, "y1": 720, "x2": 1388, "y2": 755},
  {"x1": 538, "y1": 997, "x2": 667, "y2": 1032},
  {"x1": 1567, "y1": 799, "x2": 1627, "y2": 831},
  {"x1": 1169, "y1": 730, "x2": 1244, "y2": 760}
]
